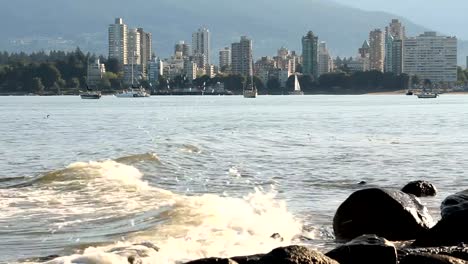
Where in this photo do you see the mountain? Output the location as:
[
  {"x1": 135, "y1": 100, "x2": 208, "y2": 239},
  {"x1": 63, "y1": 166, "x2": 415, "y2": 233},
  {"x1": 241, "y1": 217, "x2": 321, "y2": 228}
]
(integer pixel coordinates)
[{"x1": 0, "y1": 0, "x2": 466, "y2": 65}]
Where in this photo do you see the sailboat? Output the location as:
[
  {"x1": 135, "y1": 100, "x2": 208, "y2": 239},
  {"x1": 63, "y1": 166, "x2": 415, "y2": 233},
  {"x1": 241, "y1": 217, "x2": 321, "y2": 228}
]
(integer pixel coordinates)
[
  {"x1": 115, "y1": 52, "x2": 150, "y2": 98},
  {"x1": 243, "y1": 48, "x2": 257, "y2": 98},
  {"x1": 80, "y1": 59, "x2": 102, "y2": 99},
  {"x1": 289, "y1": 74, "x2": 304, "y2": 95}
]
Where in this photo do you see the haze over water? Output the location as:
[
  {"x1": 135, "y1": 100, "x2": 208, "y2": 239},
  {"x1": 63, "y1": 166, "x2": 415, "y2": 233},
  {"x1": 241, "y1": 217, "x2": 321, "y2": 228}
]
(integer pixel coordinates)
[{"x1": 1, "y1": 95, "x2": 467, "y2": 263}]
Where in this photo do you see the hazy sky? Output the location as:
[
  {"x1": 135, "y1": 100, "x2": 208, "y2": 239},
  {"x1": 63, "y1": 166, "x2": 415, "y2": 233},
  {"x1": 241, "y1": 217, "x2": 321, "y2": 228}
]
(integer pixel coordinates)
[{"x1": 333, "y1": 0, "x2": 468, "y2": 38}]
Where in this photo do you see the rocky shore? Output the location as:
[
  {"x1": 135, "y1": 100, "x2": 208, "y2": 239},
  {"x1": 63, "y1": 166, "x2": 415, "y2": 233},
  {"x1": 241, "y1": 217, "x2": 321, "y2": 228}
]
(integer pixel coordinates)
[
  {"x1": 36, "y1": 181, "x2": 468, "y2": 264},
  {"x1": 180, "y1": 181, "x2": 468, "y2": 264}
]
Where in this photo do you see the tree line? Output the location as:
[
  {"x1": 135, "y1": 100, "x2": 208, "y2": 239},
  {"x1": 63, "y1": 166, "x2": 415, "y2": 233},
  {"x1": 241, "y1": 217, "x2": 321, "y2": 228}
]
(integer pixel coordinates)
[{"x1": 1, "y1": 48, "x2": 417, "y2": 95}]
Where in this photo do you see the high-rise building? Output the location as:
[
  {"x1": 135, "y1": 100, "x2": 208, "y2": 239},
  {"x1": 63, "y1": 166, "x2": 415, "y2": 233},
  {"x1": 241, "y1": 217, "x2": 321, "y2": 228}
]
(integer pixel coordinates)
[
  {"x1": 219, "y1": 47, "x2": 231, "y2": 70},
  {"x1": 137, "y1": 28, "x2": 152, "y2": 70},
  {"x1": 403, "y1": 32, "x2": 457, "y2": 83},
  {"x1": 127, "y1": 28, "x2": 141, "y2": 65},
  {"x1": 387, "y1": 19, "x2": 406, "y2": 40},
  {"x1": 369, "y1": 29, "x2": 384, "y2": 72},
  {"x1": 231, "y1": 36, "x2": 253, "y2": 77},
  {"x1": 148, "y1": 57, "x2": 163, "y2": 84},
  {"x1": 318, "y1": 41, "x2": 333, "y2": 76},
  {"x1": 302, "y1": 31, "x2": 319, "y2": 78},
  {"x1": 175, "y1": 41, "x2": 191, "y2": 57},
  {"x1": 385, "y1": 19, "x2": 405, "y2": 74},
  {"x1": 192, "y1": 27, "x2": 211, "y2": 67},
  {"x1": 87, "y1": 59, "x2": 106, "y2": 89},
  {"x1": 108, "y1": 18, "x2": 128, "y2": 65}
]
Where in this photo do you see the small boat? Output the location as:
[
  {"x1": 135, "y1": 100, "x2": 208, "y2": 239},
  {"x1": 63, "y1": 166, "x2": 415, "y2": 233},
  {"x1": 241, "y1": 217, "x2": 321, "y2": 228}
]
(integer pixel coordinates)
[
  {"x1": 289, "y1": 74, "x2": 304, "y2": 95},
  {"x1": 80, "y1": 90, "x2": 101, "y2": 99},
  {"x1": 115, "y1": 87, "x2": 150, "y2": 98},
  {"x1": 406, "y1": 90, "x2": 413, "y2": 96},
  {"x1": 116, "y1": 51, "x2": 150, "y2": 98},
  {"x1": 417, "y1": 92, "x2": 438, "y2": 99},
  {"x1": 243, "y1": 87, "x2": 257, "y2": 98}
]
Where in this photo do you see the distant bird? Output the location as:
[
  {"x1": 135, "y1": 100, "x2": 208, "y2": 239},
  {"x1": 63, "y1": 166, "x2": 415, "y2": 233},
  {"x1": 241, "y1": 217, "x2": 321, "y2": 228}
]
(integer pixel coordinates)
[{"x1": 44, "y1": 114, "x2": 50, "y2": 119}]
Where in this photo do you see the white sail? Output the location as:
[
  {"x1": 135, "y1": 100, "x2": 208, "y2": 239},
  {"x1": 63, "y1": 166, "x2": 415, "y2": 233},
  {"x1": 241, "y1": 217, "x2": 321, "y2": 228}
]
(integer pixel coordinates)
[{"x1": 294, "y1": 75, "x2": 301, "y2": 91}]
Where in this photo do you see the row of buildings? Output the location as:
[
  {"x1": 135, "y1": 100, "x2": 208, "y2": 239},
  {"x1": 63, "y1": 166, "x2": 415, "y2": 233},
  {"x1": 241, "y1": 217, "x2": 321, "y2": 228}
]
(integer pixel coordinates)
[
  {"x1": 343, "y1": 19, "x2": 457, "y2": 83},
  {"x1": 100, "y1": 17, "x2": 458, "y2": 89}
]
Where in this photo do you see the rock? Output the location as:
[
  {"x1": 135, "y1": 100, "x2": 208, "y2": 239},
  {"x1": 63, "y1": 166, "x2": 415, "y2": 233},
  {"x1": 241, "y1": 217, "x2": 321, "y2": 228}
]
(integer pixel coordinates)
[
  {"x1": 128, "y1": 255, "x2": 142, "y2": 264},
  {"x1": 259, "y1": 245, "x2": 339, "y2": 264},
  {"x1": 398, "y1": 246, "x2": 468, "y2": 261},
  {"x1": 399, "y1": 253, "x2": 467, "y2": 264},
  {"x1": 414, "y1": 190, "x2": 468, "y2": 247},
  {"x1": 333, "y1": 188, "x2": 434, "y2": 241},
  {"x1": 185, "y1": 258, "x2": 239, "y2": 264},
  {"x1": 231, "y1": 254, "x2": 264, "y2": 264},
  {"x1": 441, "y1": 190, "x2": 468, "y2": 218},
  {"x1": 271, "y1": 233, "x2": 284, "y2": 242},
  {"x1": 326, "y1": 234, "x2": 397, "y2": 264},
  {"x1": 401, "y1": 180, "x2": 438, "y2": 197}
]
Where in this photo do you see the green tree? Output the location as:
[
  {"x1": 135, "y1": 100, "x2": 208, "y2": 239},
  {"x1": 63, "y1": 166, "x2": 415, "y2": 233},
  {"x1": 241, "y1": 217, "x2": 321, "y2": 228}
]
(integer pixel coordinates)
[
  {"x1": 32, "y1": 77, "x2": 45, "y2": 95},
  {"x1": 37, "y1": 63, "x2": 61, "y2": 88},
  {"x1": 68, "y1": 77, "x2": 80, "y2": 89},
  {"x1": 266, "y1": 77, "x2": 282, "y2": 95},
  {"x1": 105, "y1": 58, "x2": 122, "y2": 74}
]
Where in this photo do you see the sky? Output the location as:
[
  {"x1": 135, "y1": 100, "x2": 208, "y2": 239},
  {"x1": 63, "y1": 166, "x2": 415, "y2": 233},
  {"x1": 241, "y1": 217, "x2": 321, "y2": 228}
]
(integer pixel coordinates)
[{"x1": 333, "y1": 0, "x2": 468, "y2": 39}]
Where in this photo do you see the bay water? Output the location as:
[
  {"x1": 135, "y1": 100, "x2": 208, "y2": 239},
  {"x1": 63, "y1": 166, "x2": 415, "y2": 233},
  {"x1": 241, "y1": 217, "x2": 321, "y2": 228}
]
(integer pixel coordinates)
[{"x1": 0, "y1": 95, "x2": 467, "y2": 263}]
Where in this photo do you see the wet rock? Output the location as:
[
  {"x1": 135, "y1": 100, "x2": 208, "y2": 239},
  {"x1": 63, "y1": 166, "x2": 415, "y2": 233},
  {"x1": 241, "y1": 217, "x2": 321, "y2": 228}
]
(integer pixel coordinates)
[
  {"x1": 401, "y1": 180, "x2": 438, "y2": 197},
  {"x1": 259, "y1": 245, "x2": 339, "y2": 264},
  {"x1": 185, "y1": 258, "x2": 238, "y2": 264},
  {"x1": 398, "y1": 246, "x2": 468, "y2": 261},
  {"x1": 441, "y1": 190, "x2": 468, "y2": 218},
  {"x1": 333, "y1": 188, "x2": 433, "y2": 241},
  {"x1": 271, "y1": 233, "x2": 284, "y2": 241},
  {"x1": 231, "y1": 254, "x2": 264, "y2": 264},
  {"x1": 128, "y1": 255, "x2": 142, "y2": 264},
  {"x1": 399, "y1": 253, "x2": 467, "y2": 264},
  {"x1": 414, "y1": 190, "x2": 468, "y2": 247},
  {"x1": 326, "y1": 234, "x2": 397, "y2": 264}
]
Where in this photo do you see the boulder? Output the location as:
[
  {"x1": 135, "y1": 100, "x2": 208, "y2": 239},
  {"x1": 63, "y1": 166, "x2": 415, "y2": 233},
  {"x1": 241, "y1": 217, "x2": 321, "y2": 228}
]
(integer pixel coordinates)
[
  {"x1": 333, "y1": 188, "x2": 434, "y2": 241},
  {"x1": 231, "y1": 254, "x2": 264, "y2": 264},
  {"x1": 259, "y1": 245, "x2": 339, "y2": 264},
  {"x1": 398, "y1": 246, "x2": 468, "y2": 261},
  {"x1": 401, "y1": 180, "x2": 437, "y2": 197},
  {"x1": 326, "y1": 234, "x2": 397, "y2": 264},
  {"x1": 414, "y1": 190, "x2": 468, "y2": 247},
  {"x1": 441, "y1": 190, "x2": 468, "y2": 218},
  {"x1": 185, "y1": 258, "x2": 238, "y2": 264},
  {"x1": 399, "y1": 253, "x2": 467, "y2": 264}
]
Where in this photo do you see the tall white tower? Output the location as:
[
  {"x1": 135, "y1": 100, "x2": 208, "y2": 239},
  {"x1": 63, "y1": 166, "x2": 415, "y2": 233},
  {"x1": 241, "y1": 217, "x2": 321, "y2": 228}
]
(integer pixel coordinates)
[
  {"x1": 108, "y1": 18, "x2": 128, "y2": 65},
  {"x1": 192, "y1": 27, "x2": 211, "y2": 67}
]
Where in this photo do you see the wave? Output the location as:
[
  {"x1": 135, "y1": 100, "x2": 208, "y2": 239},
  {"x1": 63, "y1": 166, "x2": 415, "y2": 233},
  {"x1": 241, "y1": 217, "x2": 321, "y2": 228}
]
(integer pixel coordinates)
[
  {"x1": 39, "y1": 188, "x2": 303, "y2": 264},
  {"x1": 114, "y1": 152, "x2": 162, "y2": 165},
  {"x1": 2, "y1": 157, "x2": 304, "y2": 264}
]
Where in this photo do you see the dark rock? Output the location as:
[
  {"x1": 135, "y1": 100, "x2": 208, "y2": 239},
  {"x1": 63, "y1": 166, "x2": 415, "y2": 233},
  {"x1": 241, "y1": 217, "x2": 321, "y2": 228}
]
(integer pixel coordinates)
[
  {"x1": 441, "y1": 190, "x2": 468, "y2": 218},
  {"x1": 414, "y1": 190, "x2": 468, "y2": 247},
  {"x1": 231, "y1": 254, "x2": 264, "y2": 264},
  {"x1": 259, "y1": 245, "x2": 339, "y2": 264},
  {"x1": 185, "y1": 258, "x2": 238, "y2": 264},
  {"x1": 401, "y1": 180, "x2": 438, "y2": 197},
  {"x1": 271, "y1": 233, "x2": 284, "y2": 241},
  {"x1": 400, "y1": 253, "x2": 467, "y2": 264},
  {"x1": 326, "y1": 234, "x2": 397, "y2": 264},
  {"x1": 333, "y1": 188, "x2": 434, "y2": 241},
  {"x1": 358, "y1": 181, "x2": 367, "y2": 185},
  {"x1": 128, "y1": 255, "x2": 142, "y2": 264},
  {"x1": 398, "y1": 246, "x2": 468, "y2": 261}
]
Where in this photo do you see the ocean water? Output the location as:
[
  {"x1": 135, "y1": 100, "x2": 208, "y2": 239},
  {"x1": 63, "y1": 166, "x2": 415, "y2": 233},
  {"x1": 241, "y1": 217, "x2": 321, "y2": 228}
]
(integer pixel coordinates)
[{"x1": 0, "y1": 95, "x2": 467, "y2": 263}]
